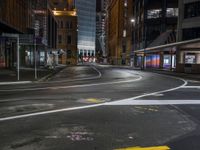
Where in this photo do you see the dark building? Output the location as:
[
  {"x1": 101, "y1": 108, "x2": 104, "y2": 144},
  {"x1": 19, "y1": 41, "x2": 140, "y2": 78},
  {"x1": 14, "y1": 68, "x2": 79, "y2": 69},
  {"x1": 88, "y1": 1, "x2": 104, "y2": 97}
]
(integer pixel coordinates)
[
  {"x1": 0, "y1": 0, "x2": 33, "y2": 68},
  {"x1": 176, "y1": 0, "x2": 200, "y2": 73},
  {"x1": 0, "y1": 0, "x2": 57, "y2": 69},
  {"x1": 134, "y1": 0, "x2": 178, "y2": 50},
  {"x1": 27, "y1": 0, "x2": 57, "y2": 66},
  {"x1": 134, "y1": 0, "x2": 178, "y2": 69}
]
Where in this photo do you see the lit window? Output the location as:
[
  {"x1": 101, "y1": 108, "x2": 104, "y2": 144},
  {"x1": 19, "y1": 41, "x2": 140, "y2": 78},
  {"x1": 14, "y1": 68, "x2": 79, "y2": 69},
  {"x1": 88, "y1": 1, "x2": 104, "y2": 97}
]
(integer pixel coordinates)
[
  {"x1": 147, "y1": 9, "x2": 162, "y2": 19},
  {"x1": 123, "y1": 30, "x2": 127, "y2": 37},
  {"x1": 166, "y1": 8, "x2": 178, "y2": 17}
]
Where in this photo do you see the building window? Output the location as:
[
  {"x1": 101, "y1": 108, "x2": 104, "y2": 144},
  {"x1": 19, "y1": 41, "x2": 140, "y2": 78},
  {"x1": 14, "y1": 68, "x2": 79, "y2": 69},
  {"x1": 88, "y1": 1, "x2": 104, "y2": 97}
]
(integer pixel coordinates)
[
  {"x1": 67, "y1": 50, "x2": 72, "y2": 58},
  {"x1": 58, "y1": 35, "x2": 62, "y2": 44},
  {"x1": 123, "y1": 30, "x2": 127, "y2": 37},
  {"x1": 166, "y1": 8, "x2": 178, "y2": 17},
  {"x1": 67, "y1": 35, "x2": 72, "y2": 44},
  {"x1": 184, "y1": 1, "x2": 200, "y2": 18},
  {"x1": 60, "y1": 21, "x2": 63, "y2": 28},
  {"x1": 183, "y1": 27, "x2": 200, "y2": 40},
  {"x1": 66, "y1": 21, "x2": 73, "y2": 29},
  {"x1": 147, "y1": 9, "x2": 162, "y2": 19}
]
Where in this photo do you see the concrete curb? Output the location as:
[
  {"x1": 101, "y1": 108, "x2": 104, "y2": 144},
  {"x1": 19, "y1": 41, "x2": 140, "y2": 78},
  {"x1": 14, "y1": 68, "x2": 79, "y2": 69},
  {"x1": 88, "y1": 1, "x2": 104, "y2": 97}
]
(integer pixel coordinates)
[
  {"x1": 0, "y1": 81, "x2": 32, "y2": 85},
  {"x1": 36, "y1": 66, "x2": 67, "y2": 82}
]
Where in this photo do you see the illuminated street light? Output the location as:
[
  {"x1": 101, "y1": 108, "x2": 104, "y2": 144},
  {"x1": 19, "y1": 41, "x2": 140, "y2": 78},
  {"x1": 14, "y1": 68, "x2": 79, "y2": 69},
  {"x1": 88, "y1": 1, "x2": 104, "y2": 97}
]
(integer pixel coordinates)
[{"x1": 131, "y1": 18, "x2": 135, "y2": 23}]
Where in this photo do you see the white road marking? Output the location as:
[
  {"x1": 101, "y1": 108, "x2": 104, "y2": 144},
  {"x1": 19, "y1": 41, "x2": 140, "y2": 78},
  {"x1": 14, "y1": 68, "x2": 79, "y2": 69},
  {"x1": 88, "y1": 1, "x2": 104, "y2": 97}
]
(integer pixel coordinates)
[
  {"x1": 0, "y1": 103, "x2": 104, "y2": 122},
  {"x1": 0, "y1": 69, "x2": 192, "y2": 122},
  {"x1": 0, "y1": 81, "x2": 32, "y2": 85},
  {"x1": 0, "y1": 76, "x2": 143, "y2": 92},
  {"x1": 181, "y1": 86, "x2": 200, "y2": 89},
  {"x1": 187, "y1": 80, "x2": 200, "y2": 83},
  {"x1": 105, "y1": 100, "x2": 200, "y2": 106}
]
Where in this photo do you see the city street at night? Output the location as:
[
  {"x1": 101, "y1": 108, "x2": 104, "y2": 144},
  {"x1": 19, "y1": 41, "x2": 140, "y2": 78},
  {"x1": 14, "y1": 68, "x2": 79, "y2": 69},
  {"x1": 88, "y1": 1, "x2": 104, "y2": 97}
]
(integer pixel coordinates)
[
  {"x1": 1, "y1": 0, "x2": 200, "y2": 149},
  {"x1": 0, "y1": 64, "x2": 200, "y2": 150}
]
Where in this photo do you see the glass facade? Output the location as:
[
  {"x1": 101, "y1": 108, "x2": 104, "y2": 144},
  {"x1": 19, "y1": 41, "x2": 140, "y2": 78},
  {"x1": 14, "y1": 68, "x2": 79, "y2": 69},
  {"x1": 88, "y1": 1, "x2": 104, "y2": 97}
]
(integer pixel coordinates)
[{"x1": 75, "y1": 0, "x2": 96, "y2": 62}]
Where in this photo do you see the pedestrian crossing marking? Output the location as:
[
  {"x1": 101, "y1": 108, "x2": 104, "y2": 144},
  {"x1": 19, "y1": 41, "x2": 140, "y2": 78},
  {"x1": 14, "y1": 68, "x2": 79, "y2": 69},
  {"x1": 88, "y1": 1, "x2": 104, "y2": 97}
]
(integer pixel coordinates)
[{"x1": 114, "y1": 145, "x2": 170, "y2": 150}]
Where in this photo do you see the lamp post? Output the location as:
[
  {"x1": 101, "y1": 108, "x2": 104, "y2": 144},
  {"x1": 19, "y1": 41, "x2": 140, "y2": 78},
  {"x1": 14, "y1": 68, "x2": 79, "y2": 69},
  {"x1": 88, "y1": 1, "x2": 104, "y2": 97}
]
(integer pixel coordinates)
[
  {"x1": 130, "y1": 18, "x2": 135, "y2": 67},
  {"x1": 34, "y1": 37, "x2": 37, "y2": 80}
]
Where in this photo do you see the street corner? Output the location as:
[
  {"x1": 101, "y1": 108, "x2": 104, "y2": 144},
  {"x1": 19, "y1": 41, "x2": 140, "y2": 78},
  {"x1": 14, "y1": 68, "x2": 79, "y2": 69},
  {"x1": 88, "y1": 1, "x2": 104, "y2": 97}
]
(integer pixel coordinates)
[
  {"x1": 77, "y1": 98, "x2": 111, "y2": 104},
  {"x1": 114, "y1": 145, "x2": 170, "y2": 150}
]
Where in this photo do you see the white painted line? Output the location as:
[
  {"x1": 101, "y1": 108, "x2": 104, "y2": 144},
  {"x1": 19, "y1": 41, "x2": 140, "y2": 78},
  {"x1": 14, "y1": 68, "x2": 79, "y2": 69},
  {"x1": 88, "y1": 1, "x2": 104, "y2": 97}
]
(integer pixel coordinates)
[
  {"x1": 0, "y1": 76, "x2": 142, "y2": 92},
  {"x1": 0, "y1": 104, "x2": 104, "y2": 122},
  {"x1": 182, "y1": 86, "x2": 200, "y2": 89},
  {"x1": 105, "y1": 99, "x2": 200, "y2": 106},
  {"x1": 187, "y1": 80, "x2": 200, "y2": 83},
  {"x1": 103, "y1": 75, "x2": 188, "y2": 106},
  {"x1": 0, "y1": 81, "x2": 32, "y2": 85},
  {"x1": 0, "y1": 70, "x2": 189, "y2": 122}
]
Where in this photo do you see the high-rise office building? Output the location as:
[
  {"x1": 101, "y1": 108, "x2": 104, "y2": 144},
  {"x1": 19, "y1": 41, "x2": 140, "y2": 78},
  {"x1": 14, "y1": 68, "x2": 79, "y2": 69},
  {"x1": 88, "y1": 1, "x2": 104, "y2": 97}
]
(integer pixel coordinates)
[
  {"x1": 96, "y1": 0, "x2": 107, "y2": 63},
  {"x1": 75, "y1": 0, "x2": 96, "y2": 62}
]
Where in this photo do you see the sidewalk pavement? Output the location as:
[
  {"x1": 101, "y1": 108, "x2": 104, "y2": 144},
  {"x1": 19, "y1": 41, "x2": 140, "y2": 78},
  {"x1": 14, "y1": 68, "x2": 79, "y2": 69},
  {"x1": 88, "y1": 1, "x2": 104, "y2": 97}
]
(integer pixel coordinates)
[
  {"x1": 0, "y1": 65, "x2": 66, "y2": 85},
  {"x1": 101, "y1": 64, "x2": 200, "y2": 81},
  {"x1": 145, "y1": 69, "x2": 200, "y2": 81}
]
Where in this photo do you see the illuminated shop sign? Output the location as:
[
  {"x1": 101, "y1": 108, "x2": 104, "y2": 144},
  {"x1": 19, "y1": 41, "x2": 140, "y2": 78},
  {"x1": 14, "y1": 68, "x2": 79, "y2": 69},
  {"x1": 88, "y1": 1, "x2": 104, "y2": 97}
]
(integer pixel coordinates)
[{"x1": 185, "y1": 54, "x2": 196, "y2": 64}]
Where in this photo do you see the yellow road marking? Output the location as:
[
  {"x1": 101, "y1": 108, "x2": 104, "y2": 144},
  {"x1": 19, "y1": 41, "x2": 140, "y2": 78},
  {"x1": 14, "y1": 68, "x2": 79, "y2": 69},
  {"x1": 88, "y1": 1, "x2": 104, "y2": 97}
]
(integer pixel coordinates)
[
  {"x1": 86, "y1": 98, "x2": 102, "y2": 103},
  {"x1": 114, "y1": 146, "x2": 170, "y2": 150}
]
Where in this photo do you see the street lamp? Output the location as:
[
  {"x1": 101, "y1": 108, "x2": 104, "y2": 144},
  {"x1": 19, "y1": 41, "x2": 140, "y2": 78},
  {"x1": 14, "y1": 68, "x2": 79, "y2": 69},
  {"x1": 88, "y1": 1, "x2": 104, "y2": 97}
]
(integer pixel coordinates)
[
  {"x1": 131, "y1": 19, "x2": 135, "y2": 23},
  {"x1": 130, "y1": 18, "x2": 135, "y2": 67}
]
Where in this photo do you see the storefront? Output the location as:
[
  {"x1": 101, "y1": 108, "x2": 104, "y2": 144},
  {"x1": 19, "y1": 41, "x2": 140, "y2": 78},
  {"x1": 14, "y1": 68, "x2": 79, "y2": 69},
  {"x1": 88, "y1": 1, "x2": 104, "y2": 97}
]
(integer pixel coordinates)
[
  {"x1": 177, "y1": 42, "x2": 200, "y2": 73},
  {"x1": 135, "y1": 38, "x2": 200, "y2": 73}
]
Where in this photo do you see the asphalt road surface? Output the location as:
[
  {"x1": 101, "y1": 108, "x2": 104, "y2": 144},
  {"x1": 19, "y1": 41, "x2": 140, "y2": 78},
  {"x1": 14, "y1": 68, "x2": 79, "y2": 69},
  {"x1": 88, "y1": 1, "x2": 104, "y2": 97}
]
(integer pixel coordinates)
[{"x1": 0, "y1": 64, "x2": 200, "y2": 150}]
